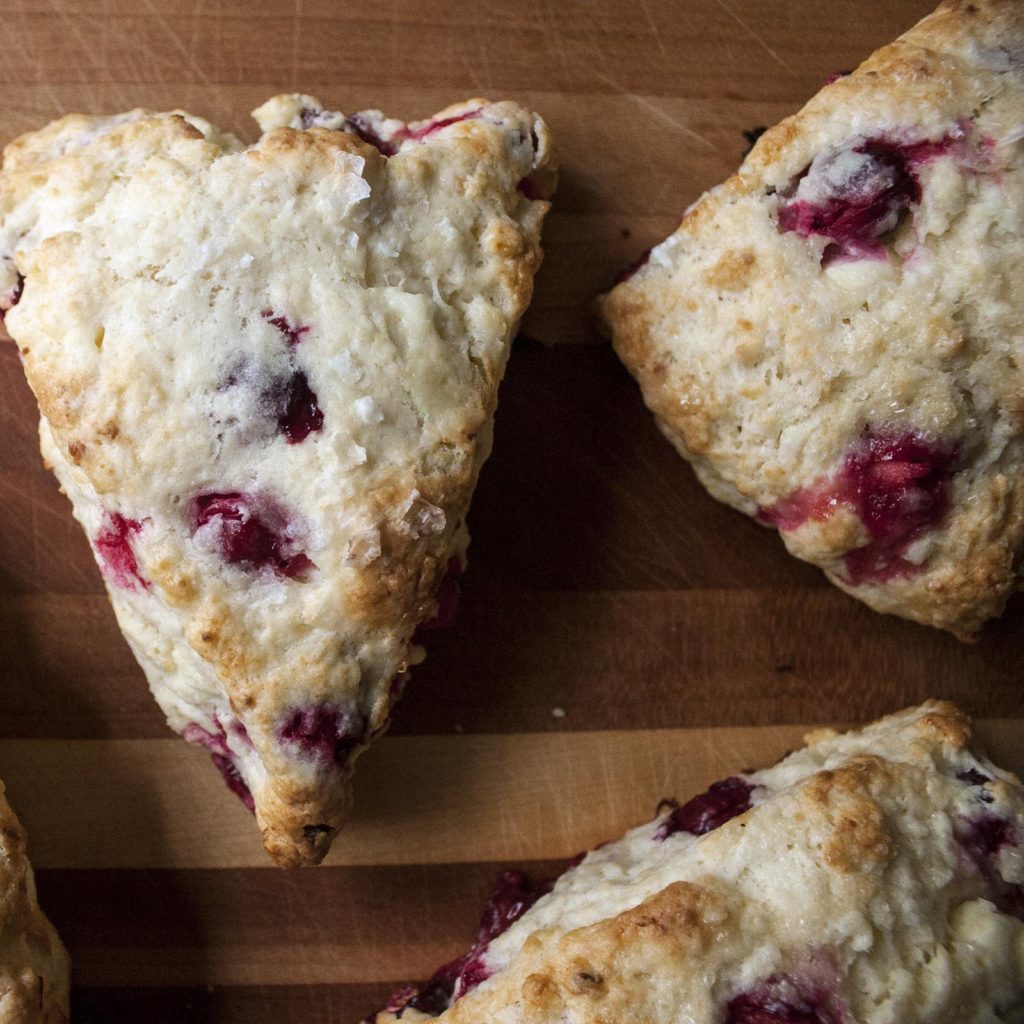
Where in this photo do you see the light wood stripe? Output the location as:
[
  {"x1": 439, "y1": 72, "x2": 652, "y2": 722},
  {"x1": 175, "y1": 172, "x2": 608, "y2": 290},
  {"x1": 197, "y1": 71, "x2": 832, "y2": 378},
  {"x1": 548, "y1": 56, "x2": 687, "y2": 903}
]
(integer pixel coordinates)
[{"x1": 2, "y1": 722, "x2": 1020, "y2": 871}]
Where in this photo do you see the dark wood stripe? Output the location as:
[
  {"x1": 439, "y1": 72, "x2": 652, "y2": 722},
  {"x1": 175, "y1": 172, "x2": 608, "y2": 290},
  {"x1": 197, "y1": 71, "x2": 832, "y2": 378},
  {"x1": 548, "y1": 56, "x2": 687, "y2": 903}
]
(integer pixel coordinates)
[
  {"x1": 38, "y1": 862, "x2": 565, "y2": 987},
  {"x1": 1, "y1": 586, "x2": 1021, "y2": 739},
  {"x1": 0, "y1": 4, "x2": 932, "y2": 100},
  {"x1": 72, "y1": 983, "x2": 395, "y2": 1024}
]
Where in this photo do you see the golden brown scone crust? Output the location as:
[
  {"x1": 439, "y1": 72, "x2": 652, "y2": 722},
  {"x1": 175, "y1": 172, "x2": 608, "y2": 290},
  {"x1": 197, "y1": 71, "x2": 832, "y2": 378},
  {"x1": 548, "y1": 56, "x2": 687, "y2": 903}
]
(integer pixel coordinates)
[
  {"x1": 0, "y1": 95, "x2": 554, "y2": 866},
  {"x1": 0, "y1": 783, "x2": 68, "y2": 1024},
  {"x1": 374, "y1": 701, "x2": 1024, "y2": 1024},
  {"x1": 601, "y1": 0, "x2": 1024, "y2": 639}
]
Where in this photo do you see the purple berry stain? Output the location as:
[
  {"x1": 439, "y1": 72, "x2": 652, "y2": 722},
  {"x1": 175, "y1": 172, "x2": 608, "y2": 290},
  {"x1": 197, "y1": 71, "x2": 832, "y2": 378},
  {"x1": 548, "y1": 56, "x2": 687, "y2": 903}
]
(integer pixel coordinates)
[
  {"x1": 726, "y1": 975, "x2": 843, "y2": 1024},
  {"x1": 261, "y1": 309, "x2": 309, "y2": 348},
  {"x1": 342, "y1": 109, "x2": 481, "y2": 157},
  {"x1": 279, "y1": 703, "x2": 365, "y2": 770},
  {"x1": 181, "y1": 721, "x2": 255, "y2": 813},
  {"x1": 389, "y1": 869, "x2": 552, "y2": 1017},
  {"x1": 758, "y1": 431, "x2": 958, "y2": 585},
  {"x1": 189, "y1": 492, "x2": 314, "y2": 579},
  {"x1": 94, "y1": 512, "x2": 149, "y2": 591},
  {"x1": 657, "y1": 776, "x2": 755, "y2": 840},
  {"x1": 778, "y1": 132, "x2": 965, "y2": 263}
]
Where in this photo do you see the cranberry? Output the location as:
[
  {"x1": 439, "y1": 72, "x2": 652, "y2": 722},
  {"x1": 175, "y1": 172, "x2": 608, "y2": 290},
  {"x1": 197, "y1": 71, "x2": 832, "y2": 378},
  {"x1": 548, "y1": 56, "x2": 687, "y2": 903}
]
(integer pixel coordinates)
[
  {"x1": 279, "y1": 703, "x2": 365, "y2": 769},
  {"x1": 759, "y1": 431, "x2": 958, "y2": 585},
  {"x1": 403, "y1": 110, "x2": 480, "y2": 143},
  {"x1": 393, "y1": 869, "x2": 552, "y2": 1017},
  {"x1": 726, "y1": 976, "x2": 842, "y2": 1024},
  {"x1": 656, "y1": 776, "x2": 755, "y2": 840},
  {"x1": 181, "y1": 722, "x2": 255, "y2": 813},
  {"x1": 263, "y1": 369, "x2": 324, "y2": 444},
  {"x1": 825, "y1": 70, "x2": 852, "y2": 84},
  {"x1": 210, "y1": 753, "x2": 255, "y2": 813},
  {"x1": 94, "y1": 512, "x2": 149, "y2": 591},
  {"x1": 778, "y1": 133, "x2": 963, "y2": 263},
  {"x1": 344, "y1": 109, "x2": 481, "y2": 159},
  {"x1": 189, "y1": 492, "x2": 314, "y2": 579},
  {"x1": 344, "y1": 114, "x2": 398, "y2": 156},
  {"x1": 261, "y1": 309, "x2": 309, "y2": 348}
]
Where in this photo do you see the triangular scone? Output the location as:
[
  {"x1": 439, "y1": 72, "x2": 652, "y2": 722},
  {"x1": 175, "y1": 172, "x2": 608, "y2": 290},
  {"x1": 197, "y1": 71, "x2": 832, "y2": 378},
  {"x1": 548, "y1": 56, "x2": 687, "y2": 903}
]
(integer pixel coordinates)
[
  {"x1": 375, "y1": 702, "x2": 1024, "y2": 1023},
  {"x1": 0, "y1": 95, "x2": 554, "y2": 866},
  {"x1": 601, "y1": 0, "x2": 1024, "y2": 639},
  {"x1": 0, "y1": 781, "x2": 68, "y2": 1023}
]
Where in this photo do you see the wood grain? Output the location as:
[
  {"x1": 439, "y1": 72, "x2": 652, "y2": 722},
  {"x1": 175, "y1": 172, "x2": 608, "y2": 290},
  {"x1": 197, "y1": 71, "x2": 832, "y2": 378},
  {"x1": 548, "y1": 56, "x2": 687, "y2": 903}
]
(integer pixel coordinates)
[{"x1": 0, "y1": 2, "x2": 1017, "y2": 1022}]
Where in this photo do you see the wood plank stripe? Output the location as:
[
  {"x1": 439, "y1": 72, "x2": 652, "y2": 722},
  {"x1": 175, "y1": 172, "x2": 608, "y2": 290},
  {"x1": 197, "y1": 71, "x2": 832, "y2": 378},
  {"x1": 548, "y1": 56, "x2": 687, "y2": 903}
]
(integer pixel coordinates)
[
  {"x1": 39, "y1": 862, "x2": 565, "y2": 987},
  {"x1": 72, "y1": 984, "x2": 393, "y2": 1024},
  {"x1": 1, "y1": 723, "x2": 1020, "y2": 871},
  {"x1": 2, "y1": 587, "x2": 1023, "y2": 739}
]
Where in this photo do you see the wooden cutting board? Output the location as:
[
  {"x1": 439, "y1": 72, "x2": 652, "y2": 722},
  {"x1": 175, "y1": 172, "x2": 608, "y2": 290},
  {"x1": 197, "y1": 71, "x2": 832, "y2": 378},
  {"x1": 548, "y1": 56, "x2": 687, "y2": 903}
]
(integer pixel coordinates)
[{"x1": 0, "y1": 2, "x2": 1021, "y2": 1020}]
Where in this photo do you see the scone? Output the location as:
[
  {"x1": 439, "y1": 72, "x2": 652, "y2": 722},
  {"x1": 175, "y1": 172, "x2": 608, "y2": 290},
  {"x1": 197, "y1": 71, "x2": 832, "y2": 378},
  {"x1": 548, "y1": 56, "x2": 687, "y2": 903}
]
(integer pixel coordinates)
[
  {"x1": 600, "y1": 0, "x2": 1024, "y2": 639},
  {"x1": 0, "y1": 94, "x2": 554, "y2": 866},
  {"x1": 0, "y1": 782, "x2": 68, "y2": 1023},
  {"x1": 374, "y1": 701, "x2": 1024, "y2": 1023}
]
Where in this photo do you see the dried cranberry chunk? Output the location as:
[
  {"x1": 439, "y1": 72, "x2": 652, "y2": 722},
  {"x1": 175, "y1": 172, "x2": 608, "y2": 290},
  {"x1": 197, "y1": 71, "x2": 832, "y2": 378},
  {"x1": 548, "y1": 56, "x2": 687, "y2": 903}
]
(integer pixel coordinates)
[
  {"x1": 727, "y1": 976, "x2": 842, "y2": 1024},
  {"x1": 189, "y1": 491, "x2": 314, "y2": 579},
  {"x1": 181, "y1": 721, "x2": 255, "y2": 813},
  {"x1": 656, "y1": 776, "x2": 755, "y2": 840},
  {"x1": 94, "y1": 512, "x2": 149, "y2": 591},
  {"x1": 279, "y1": 703, "x2": 365, "y2": 769},
  {"x1": 264, "y1": 369, "x2": 324, "y2": 444},
  {"x1": 777, "y1": 133, "x2": 963, "y2": 263},
  {"x1": 393, "y1": 869, "x2": 552, "y2": 1017},
  {"x1": 758, "y1": 431, "x2": 958, "y2": 585}
]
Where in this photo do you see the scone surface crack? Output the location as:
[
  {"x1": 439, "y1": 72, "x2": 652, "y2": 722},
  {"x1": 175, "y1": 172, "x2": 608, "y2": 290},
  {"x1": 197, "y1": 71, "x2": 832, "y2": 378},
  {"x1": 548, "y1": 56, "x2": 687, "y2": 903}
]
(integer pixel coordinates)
[
  {"x1": 0, "y1": 92, "x2": 554, "y2": 866},
  {"x1": 600, "y1": 0, "x2": 1024, "y2": 639}
]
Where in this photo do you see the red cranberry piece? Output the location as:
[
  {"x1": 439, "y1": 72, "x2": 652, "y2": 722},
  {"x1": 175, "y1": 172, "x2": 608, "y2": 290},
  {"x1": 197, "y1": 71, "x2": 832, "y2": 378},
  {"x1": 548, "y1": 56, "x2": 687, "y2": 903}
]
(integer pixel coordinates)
[
  {"x1": 778, "y1": 134, "x2": 961, "y2": 263},
  {"x1": 181, "y1": 722, "x2": 255, "y2": 812},
  {"x1": 825, "y1": 70, "x2": 852, "y2": 84},
  {"x1": 727, "y1": 976, "x2": 842, "y2": 1024},
  {"x1": 395, "y1": 869, "x2": 552, "y2": 1017},
  {"x1": 656, "y1": 776, "x2": 755, "y2": 840},
  {"x1": 404, "y1": 110, "x2": 480, "y2": 143},
  {"x1": 94, "y1": 512, "x2": 149, "y2": 591},
  {"x1": 263, "y1": 369, "x2": 324, "y2": 444},
  {"x1": 210, "y1": 753, "x2": 255, "y2": 813},
  {"x1": 344, "y1": 114, "x2": 398, "y2": 156},
  {"x1": 189, "y1": 492, "x2": 314, "y2": 579},
  {"x1": 279, "y1": 703, "x2": 365, "y2": 769},
  {"x1": 841, "y1": 433, "x2": 957, "y2": 583},
  {"x1": 958, "y1": 813, "x2": 1015, "y2": 868},
  {"x1": 261, "y1": 309, "x2": 309, "y2": 348},
  {"x1": 759, "y1": 431, "x2": 958, "y2": 585}
]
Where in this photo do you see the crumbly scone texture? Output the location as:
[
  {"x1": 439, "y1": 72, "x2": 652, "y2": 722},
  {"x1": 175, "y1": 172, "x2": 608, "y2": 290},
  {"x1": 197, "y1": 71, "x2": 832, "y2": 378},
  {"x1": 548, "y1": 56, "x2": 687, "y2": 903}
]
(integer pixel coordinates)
[
  {"x1": 375, "y1": 701, "x2": 1024, "y2": 1023},
  {"x1": 0, "y1": 782, "x2": 68, "y2": 1024},
  {"x1": 0, "y1": 94, "x2": 554, "y2": 866},
  {"x1": 600, "y1": 0, "x2": 1024, "y2": 639}
]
